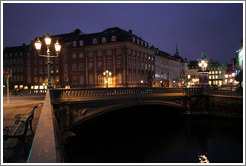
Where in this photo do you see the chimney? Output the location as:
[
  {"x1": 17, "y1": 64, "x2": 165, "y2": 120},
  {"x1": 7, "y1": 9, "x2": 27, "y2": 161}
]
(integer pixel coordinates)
[{"x1": 129, "y1": 30, "x2": 132, "y2": 34}]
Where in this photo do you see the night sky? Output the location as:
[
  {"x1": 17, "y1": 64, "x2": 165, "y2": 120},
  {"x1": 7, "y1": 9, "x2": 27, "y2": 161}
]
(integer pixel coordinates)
[{"x1": 3, "y1": 3, "x2": 243, "y2": 64}]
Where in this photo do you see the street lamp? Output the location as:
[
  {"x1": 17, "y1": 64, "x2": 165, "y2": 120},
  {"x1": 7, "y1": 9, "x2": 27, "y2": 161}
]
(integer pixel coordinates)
[
  {"x1": 34, "y1": 34, "x2": 61, "y2": 89},
  {"x1": 103, "y1": 70, "x2": 112, "y2": 88},
  {"x1": 198, "y1": 59, "x2": 208, "y2": 88}
]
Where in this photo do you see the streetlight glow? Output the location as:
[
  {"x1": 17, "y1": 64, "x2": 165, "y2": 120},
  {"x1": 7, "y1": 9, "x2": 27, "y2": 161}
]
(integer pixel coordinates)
[
  {"x1": 34, "y1": 34, "x2": 62, "y2": 89},
  {"x1": 34, "y1": 37, "x2": 42, "y2": 51},
  {"x1": 44, "y1": 34, "x2": 51, "y2": 45},
  {"x1": 54, "y1": 39, "x2": 61, "y2": 52},
  {"x1": 103, "y1": 70, "x2": 111, "y2": 88}
]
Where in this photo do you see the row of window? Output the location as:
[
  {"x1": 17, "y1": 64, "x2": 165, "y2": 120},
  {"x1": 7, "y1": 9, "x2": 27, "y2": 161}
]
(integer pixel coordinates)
[
  {"x1": 132, "y1": 37, "x2": 149, "y2": 48},
  {"x1": 28, "y1": 66, "x2": 60, "y2": 75},
  {"x1": 4, "y1": 58, "x2": 23, "y2": 65},
  {"x1": 29, "y1": 76, "x2": 60, "y2": 84},
  {"x1": 4, "y1": 66, "x2": 24, "y2": 73},
  {"x1": 4, "y1": 52, "x2": 23, "y2": 58},
  {"x1": 9, "y1": 75, "x2": 24, "y2": 82},
  {"x1": 209, "y1": 75, "x2": 222, "y2": 80},
  {"x1": 71, "y1": 61, "x2": 122, "y2": 71},
  {"x1": 209, "y1": 71, "x2": 222, "y2": 74},
  {"x1": 72, "y1": 73, "x2": 122, "y2": 85},
  {"x1": 72, "y1": 35, "x2": 117, "y2": 47}
]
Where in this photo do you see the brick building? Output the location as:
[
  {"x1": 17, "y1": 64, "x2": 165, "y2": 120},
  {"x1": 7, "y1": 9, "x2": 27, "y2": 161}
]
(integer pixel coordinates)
[{"x1": 3, "y1": 27, "x2": 156, "y2": 89}]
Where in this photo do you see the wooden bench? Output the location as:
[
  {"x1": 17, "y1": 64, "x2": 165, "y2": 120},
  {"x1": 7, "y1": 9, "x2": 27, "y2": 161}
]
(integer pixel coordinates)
[{"x1": 3, "y1": 105, "x2": 39, "y2": 151}]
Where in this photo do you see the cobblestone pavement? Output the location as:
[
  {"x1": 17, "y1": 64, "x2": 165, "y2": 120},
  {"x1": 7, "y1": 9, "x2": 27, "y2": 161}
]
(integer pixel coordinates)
[{"x1": 3, "y1": 97, "x2": 45, "y2": 163}]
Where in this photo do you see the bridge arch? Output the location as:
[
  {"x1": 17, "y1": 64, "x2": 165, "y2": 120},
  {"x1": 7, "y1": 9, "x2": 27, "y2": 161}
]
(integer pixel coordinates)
[{"x1": 71, "y1": 101, "x2": 186, "y2": 130}]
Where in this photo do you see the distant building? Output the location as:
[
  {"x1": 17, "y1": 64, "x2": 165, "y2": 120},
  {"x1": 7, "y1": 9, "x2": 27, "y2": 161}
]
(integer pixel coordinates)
[
  {"x1": 236, "y1": 39, "x2": 243, "y2": 87},
  {"x1": 187, "y1": 60, "x2": 199, "y2": 87},
  {"x1": 155, "y1": 45, "x2": 188, "y2": 88},
  {"x1": 208, "y1": 60, "x2": 225, "y2": 87}
]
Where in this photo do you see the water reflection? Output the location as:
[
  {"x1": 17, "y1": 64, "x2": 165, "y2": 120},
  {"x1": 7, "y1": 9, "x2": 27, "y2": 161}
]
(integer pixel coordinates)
[
  {"x1": 198, "y1": 154, "x2": 209, "y2": 163},
  {"x1": 64, "y1": 105, "x2": 243, "y2": 163}
]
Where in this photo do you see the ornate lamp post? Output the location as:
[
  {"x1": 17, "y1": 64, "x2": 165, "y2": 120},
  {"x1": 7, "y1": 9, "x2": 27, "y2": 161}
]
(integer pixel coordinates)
[
  {"x1": 34, "y1": 34, "x2": 61, "y2": 89},
  {"x1": 103, "y1": 70, "x2": 112, "y2": 88},
  {"x1": 198, "y1": 59, "x2": 208, "y2": 88}
]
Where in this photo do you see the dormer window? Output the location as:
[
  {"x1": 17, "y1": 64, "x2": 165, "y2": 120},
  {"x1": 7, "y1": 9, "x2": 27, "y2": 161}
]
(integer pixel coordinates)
[
  {"x1": 141, "y1": 41, "x2": 143, "y2": 46},
  {"x1": 102, "y1": 37, "x2": 107, "y2": 43},
  {"x1": 137, "y1": 39, "x2": 139, "y2": 44},
  {"x1": 73, "y1": 41, "x2": 77, "y2": 47},
  {"x1": 132, "y1": 37, "x2": 135, "y2": 43},
  {"x1": 79, "y1": 40, "x2": 83, "y2": 46},
  {"x1": 111, "y1": 35, "x2": 116, "y2": 42},
  {"x1": 145, "y1": 42, "x2": 147, "y2": 47},
  {"x1": 93, "y1": 38, "x2": 97, "y2": 44}
]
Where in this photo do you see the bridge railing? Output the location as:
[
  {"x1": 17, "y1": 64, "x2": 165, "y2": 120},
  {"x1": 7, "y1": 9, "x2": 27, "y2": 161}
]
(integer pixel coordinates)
[{"x1": 50, "y1": 87, "x2": 202, "y2": 101}]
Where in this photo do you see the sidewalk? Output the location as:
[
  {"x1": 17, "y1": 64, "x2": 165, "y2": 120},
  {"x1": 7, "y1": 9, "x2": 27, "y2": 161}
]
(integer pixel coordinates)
[{"x1": 3, "y1": 99, "x2": 45, "y2": 163}]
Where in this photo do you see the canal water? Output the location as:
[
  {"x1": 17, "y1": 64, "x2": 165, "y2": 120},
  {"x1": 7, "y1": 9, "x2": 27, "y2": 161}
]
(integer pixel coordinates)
[{"x1": 64, "y1": 105, "x2": 243, "y2": 163}]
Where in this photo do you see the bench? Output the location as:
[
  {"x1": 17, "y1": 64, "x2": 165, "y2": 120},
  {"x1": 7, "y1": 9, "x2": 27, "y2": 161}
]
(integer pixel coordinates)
[{"x1": 3, "y1": 105, "x2": 39, "y2": 151}]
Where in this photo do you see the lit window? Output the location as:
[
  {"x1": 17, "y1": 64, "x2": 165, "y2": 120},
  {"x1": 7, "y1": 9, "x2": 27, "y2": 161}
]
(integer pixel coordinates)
[
  {"x1": 209, "y1": 81, "x2": 211, "y2": 85},
  {"x1": 209, "y1": 71, "x2": 211, "y2": 74},
  {"x1": 209, "y1": 76, "x2": 211, "y2": 79},
  {"x1": 219, "y1": 71, "x2": 221, "y2": 74},
  {"x1": 212, "y1": 71, "x2": 214, "y2": 74},
  {"x1": 216, "y1": 75, "x2": 218, "y2": 79},
  {"x1": 225, "y1": 74, "x2": 228, "y2": 78},
  {"x1": 108, "y1": 76, "x2": 112, "y2": 84},
  {"x1": 215, "y1": 71, "x2": 218, "y2": 74}
]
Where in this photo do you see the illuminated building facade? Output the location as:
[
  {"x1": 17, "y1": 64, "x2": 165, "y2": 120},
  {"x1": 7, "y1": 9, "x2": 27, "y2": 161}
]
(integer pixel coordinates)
[
  {"x1": 155, "y1": 47, "x2": 188, "y2": 88},
  {"x1": 208, "y1": 60, "x2": 225, "y2": 87},
  {"x1": 187, "y1": 60, "x2": 200, "y2": 87},
  {"x1": 236, "y1": 39, "x2": 243, "y2": 87},
  {"x1": 3, "y1": 27, "x2": 156, "y2": 89}
]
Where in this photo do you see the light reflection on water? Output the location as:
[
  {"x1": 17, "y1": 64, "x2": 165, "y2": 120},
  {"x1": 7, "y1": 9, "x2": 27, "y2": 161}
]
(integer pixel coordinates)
[{"x1": 198, "y1": 154, "x2": 209, "y2": 163}]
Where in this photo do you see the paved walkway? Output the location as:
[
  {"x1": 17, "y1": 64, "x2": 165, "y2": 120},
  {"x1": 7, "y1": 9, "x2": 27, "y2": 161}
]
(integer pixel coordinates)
[{"x1": 3, "y1": 97, "x2": 45, "y2": 163}]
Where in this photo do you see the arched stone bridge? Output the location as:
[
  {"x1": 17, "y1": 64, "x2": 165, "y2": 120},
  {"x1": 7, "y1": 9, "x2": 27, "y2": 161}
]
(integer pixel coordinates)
[{"x1": 50, "y1": 87, "x2": 201, "y2": 131}]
